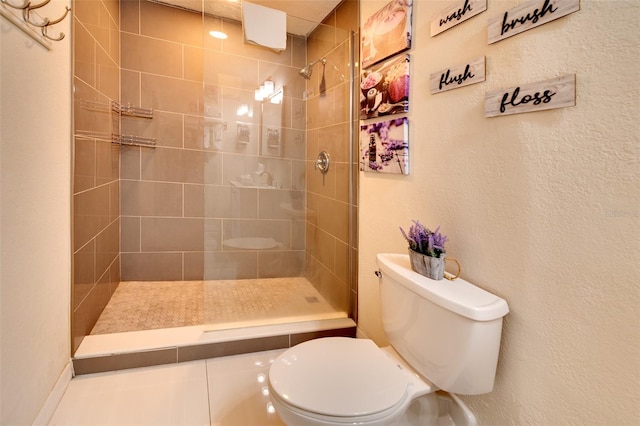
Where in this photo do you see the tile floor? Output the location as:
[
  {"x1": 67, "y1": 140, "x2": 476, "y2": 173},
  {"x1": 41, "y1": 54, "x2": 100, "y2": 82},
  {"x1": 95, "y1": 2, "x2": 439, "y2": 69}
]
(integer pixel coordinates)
[
  {"x1": 49, "y1": 349, "x2": 287, "y2": 426},
  {"x1": 51, "y1": 340, "x2": 466, "y2": 426},
  {"x1": 91, "y1": 278, "x2": 339, "y2": 334}
]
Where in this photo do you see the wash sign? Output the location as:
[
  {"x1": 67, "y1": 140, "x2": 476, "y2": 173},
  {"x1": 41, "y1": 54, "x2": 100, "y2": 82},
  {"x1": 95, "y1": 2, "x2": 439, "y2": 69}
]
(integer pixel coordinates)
[{"x1": 431, "y1": 0, "x2": 487, "y2": 36}]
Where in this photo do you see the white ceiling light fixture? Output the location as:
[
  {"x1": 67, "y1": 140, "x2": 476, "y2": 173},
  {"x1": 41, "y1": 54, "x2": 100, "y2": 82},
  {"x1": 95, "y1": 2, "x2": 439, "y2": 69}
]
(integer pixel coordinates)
[{"x1": 209, "y1": 30, "x2": 228, "y2": 39}]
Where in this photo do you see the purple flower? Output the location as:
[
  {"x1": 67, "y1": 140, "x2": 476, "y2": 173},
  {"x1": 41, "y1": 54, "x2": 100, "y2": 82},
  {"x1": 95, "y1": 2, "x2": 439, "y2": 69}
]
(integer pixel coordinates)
[
  {"x1": 378, "y1": 152, "x2": 393, "y2": 164},
  {"x1": 393, "y1": 118, "x2": 406, "y2": 127},
  {"x1": 430, "y1": 226, "x2": 448, "y2": 252},
  {"x1": 400, "y1": 220, "x2": 447, "y2": 258},
  {"x1": 384, "y1": 139, "x2": 406, "y2": 150},
  {"x1": 378, "y1": 126, "x2": 389, "y2": 142},
  {"x1": 369, "y1": 160, "x2": 383, "y2": 170}
]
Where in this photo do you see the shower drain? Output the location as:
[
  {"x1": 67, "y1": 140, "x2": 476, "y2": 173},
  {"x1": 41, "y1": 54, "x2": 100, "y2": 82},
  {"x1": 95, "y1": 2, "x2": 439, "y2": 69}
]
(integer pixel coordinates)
[{"x1": 305, "y1": 296, "x2": 320, "y2": 304}]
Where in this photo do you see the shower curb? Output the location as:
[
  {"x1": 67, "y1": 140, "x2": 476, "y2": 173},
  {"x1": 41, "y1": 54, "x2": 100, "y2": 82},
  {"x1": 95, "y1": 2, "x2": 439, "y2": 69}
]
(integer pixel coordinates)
[{"x1": 73, "y1": 322, "x2": 356, "y2": 375}]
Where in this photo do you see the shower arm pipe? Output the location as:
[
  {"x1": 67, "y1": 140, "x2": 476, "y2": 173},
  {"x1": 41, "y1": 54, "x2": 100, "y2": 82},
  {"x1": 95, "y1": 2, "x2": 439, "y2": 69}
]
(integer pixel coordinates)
[
  {"x1": 300, "y1": 57, "x2": 327, "y2": 79},
  {"x1": 309, "y1": 58, "x2": 326, "y2": 68}
]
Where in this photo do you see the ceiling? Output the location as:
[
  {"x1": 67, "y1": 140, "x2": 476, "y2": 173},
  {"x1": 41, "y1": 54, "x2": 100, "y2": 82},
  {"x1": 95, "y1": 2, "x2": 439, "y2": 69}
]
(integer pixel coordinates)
[{"x1": 153, "y1": 0, "x2": 343, "y2": 36}]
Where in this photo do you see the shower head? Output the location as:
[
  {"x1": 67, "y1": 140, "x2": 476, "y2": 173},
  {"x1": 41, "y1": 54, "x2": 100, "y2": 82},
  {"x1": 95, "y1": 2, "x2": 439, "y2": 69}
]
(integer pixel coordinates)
[
  {"x1": 299, "y1": 58, "x2": 326, "y2": 79},
  {"x1": 299, "y1": 65, "x2": 313, "y2": 80}
]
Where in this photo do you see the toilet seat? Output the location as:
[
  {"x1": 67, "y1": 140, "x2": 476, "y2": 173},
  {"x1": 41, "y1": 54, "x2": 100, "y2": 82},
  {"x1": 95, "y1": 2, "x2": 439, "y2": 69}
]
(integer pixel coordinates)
[
  {"x1": 269, "y1": 385, "x2": 408, "y2": 425},
  {"x1": 268, "y1": 337, "x2": 433, "y2": 425}
]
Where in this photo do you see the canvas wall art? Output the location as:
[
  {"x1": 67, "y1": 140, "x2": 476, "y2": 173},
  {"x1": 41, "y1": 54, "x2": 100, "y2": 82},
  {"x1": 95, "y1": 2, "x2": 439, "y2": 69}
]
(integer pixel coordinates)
[
  {"x1": 361, "y1": 0, "x2": 413, "y2": 69},
  {"x1": 360, "y1": 117, "x2": 409, "y2": 174},
  {"x1": 360, "y1": 54, "x2": 410, "y2": 120}
]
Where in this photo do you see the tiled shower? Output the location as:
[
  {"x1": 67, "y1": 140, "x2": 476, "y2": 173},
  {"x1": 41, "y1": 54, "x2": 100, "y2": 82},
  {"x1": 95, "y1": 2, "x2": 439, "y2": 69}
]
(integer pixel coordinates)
[{"x1": 72, "y1": 0, "x2": 359, "y2": 353}]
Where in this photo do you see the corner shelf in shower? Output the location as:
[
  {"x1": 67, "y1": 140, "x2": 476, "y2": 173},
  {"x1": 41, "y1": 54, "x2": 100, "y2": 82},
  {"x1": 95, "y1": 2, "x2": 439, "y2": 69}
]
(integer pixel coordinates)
[
  {"x1": 112, "y1": 101, "x2": 154, "y2": 119},
  {"x1": 111, "y1": 101, "x2": 156, "y2": 148},
  {"x1": 111, "y1": 133, "x2": 157, "y2": 148},
  {"x1": 280, "y1": 203, "x2": 315, "y2": 219}
]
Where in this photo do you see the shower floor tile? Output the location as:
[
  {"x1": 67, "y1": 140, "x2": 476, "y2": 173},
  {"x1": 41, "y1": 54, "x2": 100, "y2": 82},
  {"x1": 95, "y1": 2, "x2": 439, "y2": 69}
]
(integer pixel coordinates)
[
  {"x1": 91, "y1": 281, "x2": 204, "y2": 335},
  {"x1": 91, "y1": 277, "x2": 339, "y2": 335},
  {"x1": 203, "y1": 277, "x2": 337, "y2": 325}
]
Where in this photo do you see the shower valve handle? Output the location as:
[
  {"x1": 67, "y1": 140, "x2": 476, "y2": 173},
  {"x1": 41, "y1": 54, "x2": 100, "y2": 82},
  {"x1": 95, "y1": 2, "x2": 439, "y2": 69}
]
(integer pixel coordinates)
[{"x1": 314, "y1": 151, "x2": 330, "y2": 174}]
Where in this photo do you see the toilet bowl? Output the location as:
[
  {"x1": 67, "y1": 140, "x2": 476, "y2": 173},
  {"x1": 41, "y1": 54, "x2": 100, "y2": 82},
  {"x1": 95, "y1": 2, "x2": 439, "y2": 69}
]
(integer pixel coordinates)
[
  {"x1": 268, "y1": 337, "x2": 435, "y2": 426},
  {"x1": 268, "y1": 253, "x2": 509, "y2": 426}
]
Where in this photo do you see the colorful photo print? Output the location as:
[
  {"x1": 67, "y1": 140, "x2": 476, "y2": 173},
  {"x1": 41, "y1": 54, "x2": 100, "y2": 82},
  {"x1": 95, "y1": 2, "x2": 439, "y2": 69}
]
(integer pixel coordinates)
[
  {"x1": 360, "y1": 54, "x2": 410, "y2": 120},
  {"x1": 360, "y1": 117, "x2": 409, "y2": 174},
  {"x1": 361, "y1": 0, "x2": 413, "y2": 69}
]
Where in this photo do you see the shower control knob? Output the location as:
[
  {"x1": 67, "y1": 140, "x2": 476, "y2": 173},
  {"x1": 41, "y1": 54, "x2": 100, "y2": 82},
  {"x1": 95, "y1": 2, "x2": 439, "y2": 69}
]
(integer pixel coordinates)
[{"x1": 314, "y1": 151, "x2": 330, "y2": 174}]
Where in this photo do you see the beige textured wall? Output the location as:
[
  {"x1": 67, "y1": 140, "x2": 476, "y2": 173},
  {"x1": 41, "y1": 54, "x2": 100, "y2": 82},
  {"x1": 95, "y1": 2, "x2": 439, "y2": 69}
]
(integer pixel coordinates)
[
  {"x1": 358, "y1": 0, "x2": 639, "y2": 424},
  {"x1": 0, "y1": 0, "x2": 72, "y2": 422}
]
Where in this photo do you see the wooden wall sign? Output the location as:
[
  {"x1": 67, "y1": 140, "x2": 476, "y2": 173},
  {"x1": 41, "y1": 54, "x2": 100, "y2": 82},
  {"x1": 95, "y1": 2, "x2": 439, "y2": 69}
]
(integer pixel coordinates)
[
  {"x1": 430, "y1": 57, "x2": 486, "y2": 94},
  {"x1": 431, "y1": 0, "x2": 487, "y2": 37},
  {"x1": 484, "y1": 74, "x2": 576, "y2": 117},
  {"x1": 488, "y1": 0, "x2": 580, "y2": 44}
]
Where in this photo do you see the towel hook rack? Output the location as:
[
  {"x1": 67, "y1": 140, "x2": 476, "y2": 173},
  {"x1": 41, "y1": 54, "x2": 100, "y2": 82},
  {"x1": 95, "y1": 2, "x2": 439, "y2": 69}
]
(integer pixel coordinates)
[
  {"x1": 23, "y1": 0, "x2": 53, "y2": 26},
  {"x1": 2, "y1": 0, "x2": 29, "y2": 8},
  {"x1": 0, "y1": 0, "x2": 70, "y2": 48}
]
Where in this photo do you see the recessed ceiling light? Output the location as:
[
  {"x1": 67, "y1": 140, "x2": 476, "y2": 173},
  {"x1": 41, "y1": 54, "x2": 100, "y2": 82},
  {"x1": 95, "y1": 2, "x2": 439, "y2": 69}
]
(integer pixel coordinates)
[{"x1": 209, "y1": 30, "x2": 228, "y2": 39}]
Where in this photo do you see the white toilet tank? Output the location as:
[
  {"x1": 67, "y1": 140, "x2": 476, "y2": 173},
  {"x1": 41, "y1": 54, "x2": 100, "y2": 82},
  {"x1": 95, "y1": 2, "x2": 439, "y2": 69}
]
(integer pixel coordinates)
[{"x1": 376, "y1": 253, "x2": 509, "y2": 395}]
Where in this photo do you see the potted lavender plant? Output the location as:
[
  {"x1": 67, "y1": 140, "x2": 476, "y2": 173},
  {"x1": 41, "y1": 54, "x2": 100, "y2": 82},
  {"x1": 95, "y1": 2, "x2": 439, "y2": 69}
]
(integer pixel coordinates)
[{"x1": 400, "y1": 220, "x2": 460, "y2": 280}]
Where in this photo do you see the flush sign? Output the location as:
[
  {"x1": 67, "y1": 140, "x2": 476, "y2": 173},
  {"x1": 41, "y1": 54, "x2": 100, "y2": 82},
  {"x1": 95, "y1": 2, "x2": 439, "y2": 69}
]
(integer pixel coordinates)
[
  {"x1": 484, "y1": 74, "x2": 576, "y2": 118},
  {"x1": 430, "y1": 57, "x2": 486, "y2": 94}
]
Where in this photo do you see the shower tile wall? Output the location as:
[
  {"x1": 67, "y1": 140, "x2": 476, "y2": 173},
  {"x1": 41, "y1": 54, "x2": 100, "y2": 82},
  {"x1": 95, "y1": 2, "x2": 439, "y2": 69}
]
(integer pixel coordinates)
[
  {"x1": 71, "y1": 0, "x2": 358, "y2": 351},
  {"x1": 304, "y1": 0, "x2": 359, "y2": 317},
  {"x1": 119, "y1": 0, "x2": 307, "y2": 282},
  {"x1": 72, "y1": 0, "x2": 122, "y2": 353}
]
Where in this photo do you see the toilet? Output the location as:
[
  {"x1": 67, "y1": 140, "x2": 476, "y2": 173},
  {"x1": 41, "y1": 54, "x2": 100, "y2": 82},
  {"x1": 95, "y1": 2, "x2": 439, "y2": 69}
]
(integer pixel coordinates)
[{"x1": 268, "y1": 253, "x2": 509, "y2": 426}]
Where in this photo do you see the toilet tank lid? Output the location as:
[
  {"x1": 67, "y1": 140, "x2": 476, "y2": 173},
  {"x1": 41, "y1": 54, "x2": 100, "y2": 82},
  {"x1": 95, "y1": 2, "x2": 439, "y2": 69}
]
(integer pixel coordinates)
[{"x1": 377, "y1": 253, "x2": 509, "y2": 321}]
